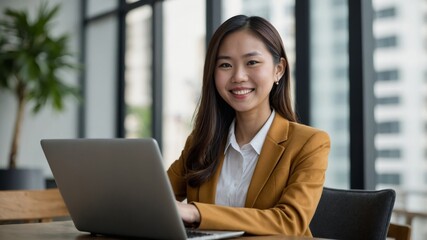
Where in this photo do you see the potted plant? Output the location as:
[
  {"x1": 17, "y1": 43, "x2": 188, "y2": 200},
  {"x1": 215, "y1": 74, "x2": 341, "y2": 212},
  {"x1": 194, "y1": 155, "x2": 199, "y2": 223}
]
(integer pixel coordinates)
[{"x1": 0, "y1": 2, "x2": 80, "y2": 189}]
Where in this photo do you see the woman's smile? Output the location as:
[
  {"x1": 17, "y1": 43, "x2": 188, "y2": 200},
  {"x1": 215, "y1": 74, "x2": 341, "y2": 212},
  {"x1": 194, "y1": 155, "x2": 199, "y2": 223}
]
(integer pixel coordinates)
[{"x1": 230, "y1": 87, "x2": 255, "y2": 96}]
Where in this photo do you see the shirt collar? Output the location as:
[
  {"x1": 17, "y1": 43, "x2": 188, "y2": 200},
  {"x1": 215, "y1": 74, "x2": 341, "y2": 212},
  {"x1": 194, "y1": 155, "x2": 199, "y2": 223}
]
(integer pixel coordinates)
[
  {"x1": 225, "y1": 119, "x2": 238, "y2": 154},
  {"x1": 224, "y1": 110, "x2": 276, "y2": 155}
]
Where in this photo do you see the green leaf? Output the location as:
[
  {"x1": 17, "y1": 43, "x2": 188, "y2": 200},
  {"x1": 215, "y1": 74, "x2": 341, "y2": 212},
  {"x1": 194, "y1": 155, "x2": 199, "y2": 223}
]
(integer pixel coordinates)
[{"x1": 0, "y1": 2, "x2": 81, "y2": 113}]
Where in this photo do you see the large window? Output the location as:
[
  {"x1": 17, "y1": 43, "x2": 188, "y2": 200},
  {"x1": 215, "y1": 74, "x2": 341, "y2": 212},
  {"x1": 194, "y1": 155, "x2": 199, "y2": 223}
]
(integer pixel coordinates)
[
  {"x1": 84, "y1": 1, "x2": 119, "y2": 138},
  {"x1": 310, "y1": 0, "x2": 350, "y2": 189},
  {"x1": 125, "y1": 6, "x2": 153, "y2": 138},
  {"x1": 373, "y1": 1, "x2": 427, "y2": 239},
  {"x1": 162, "y1": 0, "x2": 205, "y2": 167}
]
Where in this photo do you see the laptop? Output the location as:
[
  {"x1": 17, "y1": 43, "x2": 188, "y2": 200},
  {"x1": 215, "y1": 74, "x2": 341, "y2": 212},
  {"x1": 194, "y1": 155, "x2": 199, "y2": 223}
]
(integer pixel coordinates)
[{"x1": 41, "y1": 138, "x2": 244, "y2": 240}]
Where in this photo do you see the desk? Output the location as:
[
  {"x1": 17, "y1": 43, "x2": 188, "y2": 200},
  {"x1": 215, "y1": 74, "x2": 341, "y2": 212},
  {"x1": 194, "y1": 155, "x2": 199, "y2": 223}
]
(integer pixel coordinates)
[{"x1": 0, "y1": 220, "x2": 327, "y2": 240}]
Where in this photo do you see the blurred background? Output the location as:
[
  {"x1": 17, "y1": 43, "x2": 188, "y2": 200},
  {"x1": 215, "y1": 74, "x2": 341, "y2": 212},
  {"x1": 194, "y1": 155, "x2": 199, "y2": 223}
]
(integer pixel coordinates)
[{"x1": 0, "y1": 0, "x2": 426, "y2": 239}]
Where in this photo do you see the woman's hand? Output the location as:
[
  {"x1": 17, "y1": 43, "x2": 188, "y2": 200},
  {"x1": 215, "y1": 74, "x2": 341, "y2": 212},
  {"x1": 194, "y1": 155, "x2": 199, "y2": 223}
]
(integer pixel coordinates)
[{"x1": 176, "y1": 200, "x2": 201, "y2": 225}]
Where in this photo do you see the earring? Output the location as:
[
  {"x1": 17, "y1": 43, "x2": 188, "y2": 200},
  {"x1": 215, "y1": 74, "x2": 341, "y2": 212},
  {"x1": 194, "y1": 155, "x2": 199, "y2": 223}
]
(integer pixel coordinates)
[{"x1": 275, "y1": 81, "x2": 279, "y2": 85}]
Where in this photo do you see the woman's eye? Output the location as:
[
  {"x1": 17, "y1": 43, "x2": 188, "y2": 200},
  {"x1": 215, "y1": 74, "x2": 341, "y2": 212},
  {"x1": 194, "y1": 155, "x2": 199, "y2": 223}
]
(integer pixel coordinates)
[
  {"x1": 247, "y1": 60, "x2": 259, "y2": 66},
  {"x1": 218, "y1": 63, "x2": 231, "y2": 68}
]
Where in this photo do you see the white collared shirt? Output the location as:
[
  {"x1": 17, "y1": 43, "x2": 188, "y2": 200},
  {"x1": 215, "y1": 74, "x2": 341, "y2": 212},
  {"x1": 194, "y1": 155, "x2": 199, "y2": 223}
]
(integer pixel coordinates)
[{"x1": 215, "y1": 110, "x2": 275, "y2": 207}]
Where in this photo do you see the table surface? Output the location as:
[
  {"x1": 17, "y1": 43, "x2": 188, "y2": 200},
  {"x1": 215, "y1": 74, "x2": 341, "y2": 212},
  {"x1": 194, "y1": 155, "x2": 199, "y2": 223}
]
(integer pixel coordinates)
[{"x1": 0, "y1": 220, "x2": 328, "y2": 240}]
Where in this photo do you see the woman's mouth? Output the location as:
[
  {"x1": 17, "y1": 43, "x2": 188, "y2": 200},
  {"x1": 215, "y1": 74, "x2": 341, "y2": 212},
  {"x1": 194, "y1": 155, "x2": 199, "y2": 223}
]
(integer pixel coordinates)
[{"x1": 230, "y1": 89, "x2": 254, "y2": 95}]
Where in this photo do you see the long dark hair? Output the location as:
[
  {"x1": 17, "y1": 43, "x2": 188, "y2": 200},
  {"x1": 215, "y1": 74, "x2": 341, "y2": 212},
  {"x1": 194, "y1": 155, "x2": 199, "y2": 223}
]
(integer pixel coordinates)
[{"x1": 185, "y1": 15, "x2": 296, "y2": 187}]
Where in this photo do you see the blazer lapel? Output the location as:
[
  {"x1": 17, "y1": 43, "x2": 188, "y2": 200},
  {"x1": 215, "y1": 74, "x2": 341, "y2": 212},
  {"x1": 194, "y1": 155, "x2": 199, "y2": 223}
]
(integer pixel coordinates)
[{"x1": 245, "y1": 114, "x2": 289, "y2": 207}]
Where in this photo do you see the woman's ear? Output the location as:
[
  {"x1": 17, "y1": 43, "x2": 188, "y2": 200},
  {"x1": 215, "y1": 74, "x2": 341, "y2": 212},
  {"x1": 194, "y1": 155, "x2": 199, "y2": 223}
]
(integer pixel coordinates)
[{"x1": 275, "y1": 57, "x2": 286, "y2": 80}]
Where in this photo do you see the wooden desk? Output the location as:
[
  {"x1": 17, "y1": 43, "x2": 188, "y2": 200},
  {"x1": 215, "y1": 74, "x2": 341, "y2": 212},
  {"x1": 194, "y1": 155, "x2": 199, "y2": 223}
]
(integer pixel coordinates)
[{"x1": 0, "y1": 220, "x2": 325, "y2": 239}]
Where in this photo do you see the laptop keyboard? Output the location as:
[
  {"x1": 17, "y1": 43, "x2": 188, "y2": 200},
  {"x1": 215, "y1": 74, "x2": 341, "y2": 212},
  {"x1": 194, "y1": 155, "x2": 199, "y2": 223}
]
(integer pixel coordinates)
[{"x1": 186, "y1": 229, "x2": 214, "y2": 239}]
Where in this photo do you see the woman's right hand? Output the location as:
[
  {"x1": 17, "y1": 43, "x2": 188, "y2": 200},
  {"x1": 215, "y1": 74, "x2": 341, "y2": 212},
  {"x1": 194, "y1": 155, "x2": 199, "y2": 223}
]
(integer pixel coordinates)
[{"x1": 176, "y1": 200, "x2": 201, "y2": 226}]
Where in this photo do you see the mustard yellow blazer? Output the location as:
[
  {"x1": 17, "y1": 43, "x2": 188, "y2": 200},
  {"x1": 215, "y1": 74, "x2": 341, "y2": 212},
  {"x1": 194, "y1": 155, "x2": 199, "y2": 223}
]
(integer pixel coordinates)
[{"x1": 167, "y1": 113, "x2": 330, "y2": 236}]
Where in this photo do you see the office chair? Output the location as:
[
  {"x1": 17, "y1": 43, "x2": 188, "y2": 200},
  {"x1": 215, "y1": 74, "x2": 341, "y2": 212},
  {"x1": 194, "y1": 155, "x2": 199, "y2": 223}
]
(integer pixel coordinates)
[
  {"x1": 310, "y1": 187, "x2": 396, "y2": 240},
  {"x1": 0, "y1": 188, "x2": 69, "y2": 223}
]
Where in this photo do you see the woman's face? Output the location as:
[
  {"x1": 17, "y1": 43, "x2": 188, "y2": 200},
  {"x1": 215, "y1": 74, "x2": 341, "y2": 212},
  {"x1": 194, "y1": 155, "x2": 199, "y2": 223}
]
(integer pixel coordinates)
[{"x1": 214, "y1": 29, "x2": 284, "y2": 115}]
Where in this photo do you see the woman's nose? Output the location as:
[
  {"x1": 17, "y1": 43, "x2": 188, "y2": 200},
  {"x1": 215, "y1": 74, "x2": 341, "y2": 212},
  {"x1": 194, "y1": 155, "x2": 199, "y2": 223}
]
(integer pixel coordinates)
[{"x1": 231, "y1": 66, "x2": 248, "y2": 83}]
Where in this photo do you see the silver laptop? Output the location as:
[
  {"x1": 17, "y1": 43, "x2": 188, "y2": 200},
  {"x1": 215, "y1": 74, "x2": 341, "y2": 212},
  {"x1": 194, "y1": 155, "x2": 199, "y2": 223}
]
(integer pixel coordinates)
[{"x1": 41, "y1": 138, "x2": 244, "y2": 240}]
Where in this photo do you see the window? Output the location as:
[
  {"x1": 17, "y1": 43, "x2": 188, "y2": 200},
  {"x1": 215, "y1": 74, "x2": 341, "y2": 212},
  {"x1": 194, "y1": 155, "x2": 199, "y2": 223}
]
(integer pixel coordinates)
[
  {"x1": 376, "y1": 121, "x2": 400, "y2": 134},
  {"x1": 333, "y1": 118, "x2": 347, "y2": 131},
  {"x1": 242, "y1": 0, "x2": 270, "y2": 19},
  {"x1": 372, "y1": 2, "x2": 427, "y2": 239},
  {"x1": 377, "y1": 149, "x2": 401, "y2": 158},
  {"x1": 376, "y1": 36, "x2": 397, "y2": 48},
  {"x1": 376, "y1": 96, "x2": 400, "y2": 105},
  {"x1": 376, "y1": 69, "x2": 399, "y2": 81},
  {"x1": 310, "y1": 0, "x2": 350, "y2": 189},
  {"x1": 375, "y1": 7, "x2": 396, "y2": 19},
  {"x1": 333, "y1": 42, "x2": 347, "y2": 54},
  {"x1": 333, "y1": 91, "x2": 347, "y2": 104},
  {"x1": 332, "y1": 0, "x2": 346, "y2": 7},
  {"x1": 377, "y1": 173, "x2": 401, "y2": 185},
  {"x1": 334, "y1": 67, "x2": 348, "y2": 78},
  {"x1": 84, "y1": 8, "x2": 118, "y2": 138},
  {"x1": 162, "y1": 0, "x2": 205, "y2": 167},
  {"x1": 125, "y1": 6, "x2": 153, "y2": 138},
  {"x1": 87, "y1": 0, "x2": 117, "y2": 17},
  {"x1": 333, "y1": 17, "x2": 347, "y2": 30}
]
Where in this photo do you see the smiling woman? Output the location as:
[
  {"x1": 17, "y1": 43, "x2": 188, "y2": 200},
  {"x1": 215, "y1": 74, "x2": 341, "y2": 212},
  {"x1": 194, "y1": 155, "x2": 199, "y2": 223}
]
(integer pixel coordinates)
[{"x1": 166, "y1": 15, "x2": 331, "y2": 236}]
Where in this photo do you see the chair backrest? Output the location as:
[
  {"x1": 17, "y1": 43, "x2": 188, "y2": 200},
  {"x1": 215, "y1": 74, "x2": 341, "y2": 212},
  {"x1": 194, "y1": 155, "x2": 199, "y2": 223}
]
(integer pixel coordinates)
[
  {"x1": 310, "y1": 187, "x2": 396, "y2": 240},
  {"x1": 0, "y1": 188, "x2": 69, "y2": 223},
  {"x1": 387, "y1": 222, "x2": 411, "y2": 240}
]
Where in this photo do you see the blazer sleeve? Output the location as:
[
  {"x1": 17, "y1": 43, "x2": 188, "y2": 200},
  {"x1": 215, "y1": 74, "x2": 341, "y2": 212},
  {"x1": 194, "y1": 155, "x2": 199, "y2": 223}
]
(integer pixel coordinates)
[
  {"x1": 167, "y1": 136, "x2": 192, "y2": 202},
  {"x1": 193, "y1": 129, "x2": 330, "y2": 236}
]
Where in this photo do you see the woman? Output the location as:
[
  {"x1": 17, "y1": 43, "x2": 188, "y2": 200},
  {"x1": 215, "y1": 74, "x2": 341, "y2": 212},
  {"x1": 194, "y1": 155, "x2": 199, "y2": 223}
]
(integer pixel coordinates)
[{"x1": 167, "y1": 15, "x2": 330, "y2": 236}]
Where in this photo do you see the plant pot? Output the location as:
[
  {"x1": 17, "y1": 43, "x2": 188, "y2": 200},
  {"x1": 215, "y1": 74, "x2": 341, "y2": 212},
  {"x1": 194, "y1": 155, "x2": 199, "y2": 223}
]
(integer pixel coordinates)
[{"x1": 0, "y1": 168, "x2": 45, "y2": 190}]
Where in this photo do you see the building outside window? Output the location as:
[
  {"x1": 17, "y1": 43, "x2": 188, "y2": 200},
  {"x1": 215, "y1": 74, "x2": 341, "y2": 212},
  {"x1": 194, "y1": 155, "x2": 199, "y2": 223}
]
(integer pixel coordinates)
[
  {"x1": 376, "y1": 35, "x2": 398, "y2": 48},
  {"x1": 373, "y1": 0, "x2": 427, "y2": 239},
  {"x1": 310, "y1": 0, "x2": 350, "y2": 189}
]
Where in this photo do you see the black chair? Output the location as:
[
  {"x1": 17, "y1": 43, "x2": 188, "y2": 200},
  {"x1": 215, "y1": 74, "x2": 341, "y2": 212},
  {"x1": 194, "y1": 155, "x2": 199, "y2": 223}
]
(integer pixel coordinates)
[{"x1": 310, "y1": 187, "x2": 396, "y2": 240}]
